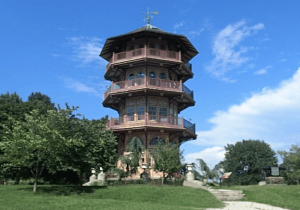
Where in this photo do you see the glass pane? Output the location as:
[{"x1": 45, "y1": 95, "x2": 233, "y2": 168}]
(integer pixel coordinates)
[
  {"x1": 160, "y1": 73, "x2": 166, "y2": 80},
  {"x1": 138, "y1": 71, "x2": 145, "y2": 78},
  {"x1": 129, "y1": 74, "x2": 135, "y2": 80},
  {"x1": 149, "y1": 72, "x2": 156, "y2": 78}
]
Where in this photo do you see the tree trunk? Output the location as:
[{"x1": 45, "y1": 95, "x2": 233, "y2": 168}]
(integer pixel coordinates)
[
  {"x1": 162, "y1": 173, "x2": 164, "y2": 185},
  {"x1": 33, "y1": 177, "x2": 37, "y2": 192}
]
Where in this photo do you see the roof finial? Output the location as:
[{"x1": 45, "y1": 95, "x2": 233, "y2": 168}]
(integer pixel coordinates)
[{"x1": 142, "y1": 7, "x2": 158, "y2": 25}]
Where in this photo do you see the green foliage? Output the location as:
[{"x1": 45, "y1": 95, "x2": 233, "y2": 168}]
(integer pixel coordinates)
[
  {"x1": 150, "y1": 141, "x2": 183, "y2": 184},
  {"x1": 278, "y1": 143, "x2": 300, "y2": 185},
  {"x1": 220, "y1": 139, "x2": 278, "y2": 185},
  {"x1": 118, "y1": 136, "x2": 145, "y2": 179},
  {"x1": 0, "y1": 102, "x2": 118, "y2": 191}
]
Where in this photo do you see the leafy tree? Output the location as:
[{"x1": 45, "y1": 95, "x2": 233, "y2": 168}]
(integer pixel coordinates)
[
  {"x1": 150, "y1": 141, "x2": 183, "y2": 184},
  {"x1": 26, "y1": 92, "x2": 56, "y2": 115},
  {"x1": 45, "y1": 105, "x2": 118, "y2": 186},
  {"x1": 0, "y1": 105, "x2": 119, "y2": 191},
  {"x1": 117, "y1": 136, "x2": 145, "y2": 180},
  {"x1": 220, "y1": 139, "x2": 278, "y2": 185},
  {"x1": 0, "y1": 110, "x2": 64, "y2": 192},
  {"x1": 278, "y1": 143, "x2": 300, "y2": 185}
]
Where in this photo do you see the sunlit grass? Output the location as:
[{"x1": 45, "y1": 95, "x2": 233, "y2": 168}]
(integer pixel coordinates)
[
  {"x1": 212, "y1": 185, "x2": 300, "y2": 210},
  {"x1": 0, "y1": 184, "x2": 224, "y2": 210}
]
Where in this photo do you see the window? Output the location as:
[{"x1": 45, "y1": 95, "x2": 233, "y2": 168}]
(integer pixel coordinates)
[
  {"x1": 128, "y1": 74, "x2": 135, "y2": 87},
  {"x1": 137, "y1": 106, "x2": 145, "y2": 120},
  {"x1": 149, "y1": 137, "x2": 166, "y2": 145},
  {"x1": 149, "y1": 43, "x2": 155, "y2": 49},
  {"x1": 148, "y1": 155, "x2": 151, "y2": 166},
  {"x1": 137, "y1": 71, "x2": 145, "y2": 85},
  {"x1": 129, "y1": 45, "x2": 134, "y2": 50},
  {"x1": 149, "y1": 72, "x2": 156, "y2": 86},
  {"x1": 138, "y1": 71, "x2": 145, "y2": 78},
  {"x1": 149, "y1": 72, "x2": 156, "y2": 78},
  {"x1": 128, "y1": 74, "x2": 135, "y2": 80},
  {"x1": 159, "y1": 44, "x2": 166, "y2": 50},
  {"x1": 138, "y1": 43, "x2": 144, "y2": 48},
  {"x1": 159, "y1": 107, "x2": 168, "y2": 122},
  {"x1": 148, "y1": 106, "x2": 156, "y2": 120},
  {"x1": 127, "y1": 107, "x2": 135, "y2": 121},
  {"x1": 141, "y1": 153, "x2": 145, "y2": 163},
  {"x1": 159, "y1": 73, "x2": 166, "y2": 80}
]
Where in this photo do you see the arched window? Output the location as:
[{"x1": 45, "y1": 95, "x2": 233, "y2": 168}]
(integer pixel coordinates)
[
  {"x1": 138, "y1": 43, "x2": 144, "y2": 48},
  {"x1": 160, "y1": 44, "x2": 166, "y2": 50},
  {"x1": 138, "y1": 71, "x2": 145, "y2": 78},
  {"x1": 149, "y1": 72, "x2": 156, "y2": 78},
  {"x1": 128, "y1": 74, "x2": 135, "y2": 80},
  {"x1": 126, "y1": 137, "x2": 144, "y2": 152},
  {"x1": 149, "y1": 43, "x2": 155, "y2": 49},
  {"x1": 159, "y1": 73, "x2": 166, "y2": 80},
  {"x1": 129, "y1": 45, "x2": 134, "y2": 50},
  {"x1": 149, "y1": 137, "x2": 166, "y2": 146}
]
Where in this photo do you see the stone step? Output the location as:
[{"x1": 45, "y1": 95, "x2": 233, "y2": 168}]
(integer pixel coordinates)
[{"x1": 208, "y1": 190, "x2": 243, "y2": 194}]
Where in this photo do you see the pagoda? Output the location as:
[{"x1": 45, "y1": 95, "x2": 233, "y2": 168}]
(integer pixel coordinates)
[{"x1": 100, "y1": 11, "x2": 198, "y2": 178}]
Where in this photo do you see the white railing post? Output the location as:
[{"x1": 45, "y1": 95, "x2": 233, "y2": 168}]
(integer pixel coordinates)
[{"x1": 179, "y1": 50, "x2": 181, "y2": 61}]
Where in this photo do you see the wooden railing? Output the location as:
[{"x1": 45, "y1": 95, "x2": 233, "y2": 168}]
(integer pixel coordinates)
[
  {"x1": 103, "y1": 77, "x2": 184, "y2": 100},
  {"x1": 105, "y1": 114, "x2": 196, "y2": 134},
  {"x1": 106, "y1": 46, "x2": 181, "y2": 72}
]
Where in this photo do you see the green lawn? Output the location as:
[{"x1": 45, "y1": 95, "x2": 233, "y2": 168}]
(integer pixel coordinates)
[
  {"x1": 0, "y1": 184, "x2": 224, "y2": 210},
  {"x1": 212, "y1": 185, "x2": 300, "y2": 210}
]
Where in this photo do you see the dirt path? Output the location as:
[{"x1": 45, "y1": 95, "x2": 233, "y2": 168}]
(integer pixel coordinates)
[{"x1": 205, "y1": 201, "x2": 289, "y2": 210}]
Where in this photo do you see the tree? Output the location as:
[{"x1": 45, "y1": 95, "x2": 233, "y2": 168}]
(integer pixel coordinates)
[
  {"x1": 44, "y1": 105, "x2": 118, "y2": 186},
  {"x1": 0, "y1": 109, "x2": 64, "y2": 192},
  {"x1": 117, "y1": 136, "x2": 145, "y2": 180},
  {"x1": 278, "y1": 143, "x2": 300, "y2": 185},
  {"x1": 220, "y1": 139, "x2": 277, "y2": 185},
  {"x1": 150, "y1": 141, "x2": 183, "y2": 184},
  {"x1": 0, "y1": 105, "x2": 119, "y2": 191}
]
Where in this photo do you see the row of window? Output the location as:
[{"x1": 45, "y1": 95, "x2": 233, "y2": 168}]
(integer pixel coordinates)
[
  {"x1": 127, "y1": 106, "x2": 168, "y2": 117},
  {"x1": 128, "y1": 72, "x2": 166, "y2": 80},
  {"x1": 128, "y1": 43, "x2": 167, "y2": 51}
]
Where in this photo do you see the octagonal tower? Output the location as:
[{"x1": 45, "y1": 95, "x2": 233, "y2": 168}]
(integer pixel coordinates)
[{"x1": 100, "y1": 22, "x2": 198, "y2": 178}]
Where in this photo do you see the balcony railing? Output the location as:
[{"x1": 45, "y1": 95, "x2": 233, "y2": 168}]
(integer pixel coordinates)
[
  {"x1": 185, "y1": 62, "x2": 192, "y2": 71},
  {"x1": 182, "y1": 84, "x2": 194, "y2": 99},
  {"x1": 183, "y1": 119, "x2": 195, "y2": 133},
  {"x1": 106, "y1": 46, "x2": 181, "y2": 72},
  {"x1": 104, "y1": 77, "x2": 194, "y2": 100},
  {"x1": 105, "y1": 113, "x2": 196, "y2": 134}
]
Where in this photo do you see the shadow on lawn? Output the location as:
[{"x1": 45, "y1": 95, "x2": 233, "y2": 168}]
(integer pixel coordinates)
[{"x1": 18, "y1": 185, "x2": 108, "y2": 196}]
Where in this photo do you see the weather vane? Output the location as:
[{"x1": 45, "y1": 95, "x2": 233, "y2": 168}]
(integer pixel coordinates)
[{"x1": 142, "y1": 7, "x2": 158, "y2": 24}]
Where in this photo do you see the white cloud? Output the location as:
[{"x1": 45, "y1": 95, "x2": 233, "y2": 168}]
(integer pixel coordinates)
[
  {"x1": 67, "y1": 36, "x2": 106, "y2": 67},
  {"x1": 184, "y1": 146, "x2": 226, "y2": 168},
  {"x1": 206, "y1": 20, "x2": 265, "y2": 82},
  {"x1": 279, "y1": 58, "x2": 287, "y2": 62},
  {"x1": 173, "y1": 21, "x2": 184, "y2": 32},
  {"x1": 190, "y1": 67, "x2": 300, "y2": 152},
  {"x1": 60, "y1": 77, "x2": 111, "y2": 98},
  {"x1": 254, "y1": 65, "x2": 272, "y2": 75}
]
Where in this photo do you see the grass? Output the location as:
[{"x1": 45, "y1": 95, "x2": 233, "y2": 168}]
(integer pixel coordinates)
[
  {"x1": 212, "y1": 185, "x2": 300, "y2": 210},
  {"x1": 0, "y1": 184, "x2": 224, "y2": 210}
]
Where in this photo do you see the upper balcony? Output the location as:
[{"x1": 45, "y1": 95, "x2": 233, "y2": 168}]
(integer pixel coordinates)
[
  {"x1": 104, "y1": 46, "x2": 193, "y2": 82},
  {"x1": 103, "y1": 76, "x2": 195, "y2": 112},
  {"x1": 105, "y1": 114, "x2": 196, "y2": 139}
]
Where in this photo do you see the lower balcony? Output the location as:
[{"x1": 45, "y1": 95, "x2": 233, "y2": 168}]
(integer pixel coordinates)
[{"x1": 105, "y1": 114, "x2": 196, "y2": 139}]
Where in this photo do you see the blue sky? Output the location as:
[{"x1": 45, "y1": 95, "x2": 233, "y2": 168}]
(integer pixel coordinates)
[{"x1": 1, "y1": 0, "x2": 300, "y2": 170}]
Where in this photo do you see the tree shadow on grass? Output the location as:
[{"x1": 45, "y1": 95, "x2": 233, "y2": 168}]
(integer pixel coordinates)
[{"x1": 17, "y1": 185, "x2": 108, "y2": 196}]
